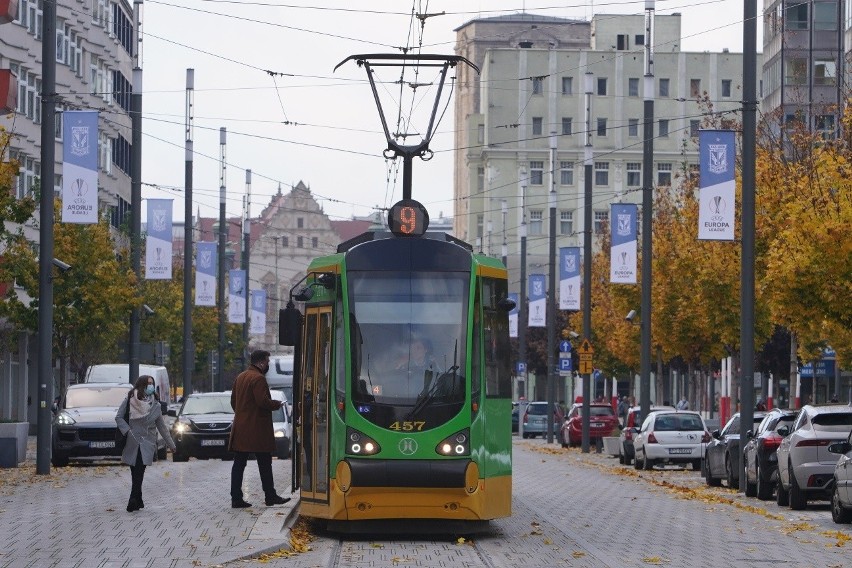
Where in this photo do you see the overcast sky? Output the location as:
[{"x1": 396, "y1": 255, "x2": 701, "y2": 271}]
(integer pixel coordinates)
[{"x1": 140, "y1": 0, "x2": 759, "y2": 225}]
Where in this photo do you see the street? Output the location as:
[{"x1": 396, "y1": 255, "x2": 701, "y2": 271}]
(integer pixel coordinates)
[{"x1": 0, "y1": 436, "x2": 850, "y2": 568}]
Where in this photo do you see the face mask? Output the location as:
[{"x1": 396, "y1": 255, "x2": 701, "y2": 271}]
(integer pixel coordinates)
[{"x1": 145, "y1": 385, "x2": 155, "y2": 396}]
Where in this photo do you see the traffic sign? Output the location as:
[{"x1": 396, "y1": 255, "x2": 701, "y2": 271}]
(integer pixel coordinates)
[
  {"x1": 516, "y1": 361, "x2": 527, "y2": 373},
  {"x1": 559, "y1": 358, "x2": 572, "y2": 371},
  {"x1": 579, "y1": 359, "x2": 593, "y2": 374},
  {"x1": 559, "y1": 340, "x2": 572, "y2": 353},
  {"x1": 578, "y1": 339, "x2": 594, "y2": 354}
]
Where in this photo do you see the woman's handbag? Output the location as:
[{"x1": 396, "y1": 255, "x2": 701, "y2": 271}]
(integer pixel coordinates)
[{"x1": 115, "y1": 393, "x2": 131, "y2": 451}]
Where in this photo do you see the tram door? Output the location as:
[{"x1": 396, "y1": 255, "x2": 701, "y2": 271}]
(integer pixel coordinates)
[{"x1": 300, "y1": 306, "x2": 331, "y2": 502}]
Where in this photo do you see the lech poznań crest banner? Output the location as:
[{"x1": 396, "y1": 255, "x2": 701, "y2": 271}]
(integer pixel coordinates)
[
  {"x1": 559, "y1": 247, "x2": 581, "y2": 309},
  {"x1": 145, "y1": 199, "x2": 173, "y2": 279},
  {"x1": 610, "y1": 203, "x2": 637, "y2": 284},
  {"x1": 508, "y1": 292, "x2": 519, "y2": 338},
  {"x1": 194, "y1": 242, "x2": 217, "y2": 306},
  {"x1": 528, "y1": 274, "x2": 546, "y2": 328},
  {"x1": 61, "y1": 111, "x2": 99, "y2": 223},
  {"x1": 698, "y1": 130, "x2": 736, "y2": 240},
  {"x1": 249, "y1": 290, "x2": 267, "y2": 334},
  {"x1": 228, "y1": 269, "x2": 247, "y2": 323}
]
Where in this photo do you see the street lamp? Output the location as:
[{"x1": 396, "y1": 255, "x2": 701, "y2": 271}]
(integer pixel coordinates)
[{"x1": 581, "y1": 69, "x2": 594, "y2": 453}]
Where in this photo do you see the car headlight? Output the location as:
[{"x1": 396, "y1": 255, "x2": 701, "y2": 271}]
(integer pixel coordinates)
[
  {"x1": 436, "y1": 429, "x2": 470, "y2": 456},
  {"x1": 174, "y1": 419, "x2": 190, "y2": 434},
  {"x1": 56, "y1": 412, "x2": 76, "y2": 426},
  {"x1": 346, "y1": 427, "x2": 380, "y2": 455},
  {"x1": 274, "y1": 430, "x2": 286, "y2": 438}
]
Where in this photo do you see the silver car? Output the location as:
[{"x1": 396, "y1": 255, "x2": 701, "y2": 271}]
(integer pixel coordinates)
[
  {"x1": 828, "y1": 427, "x2": 852, "y2": 523},
  {"x1": 775, "y1": 404, "x2": 852, "y2": 510}
]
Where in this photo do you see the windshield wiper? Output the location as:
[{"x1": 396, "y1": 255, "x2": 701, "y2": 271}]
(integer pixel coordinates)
[{"x1": 406, "y1": 365, "x2": 459, "y2": 420}]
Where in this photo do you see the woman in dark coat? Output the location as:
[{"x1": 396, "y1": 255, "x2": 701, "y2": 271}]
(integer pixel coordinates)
[
  {"x1": 115, "y1": 375, "x2": 176, "y2": 512},
  {"x1": 228, "y1": 350, "x2": 289, "y2": 508}
]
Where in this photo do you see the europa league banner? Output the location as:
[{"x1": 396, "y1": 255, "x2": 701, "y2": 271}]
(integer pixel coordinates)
[
  {"x1": 61, "y1": 111, "x2": 99, "y2": 223},
  {"x1": 698, "y1": 130, "x2": 736, "y2": 240},
  {"x1": 228, "y1": 269, "x2": 247, "y2": 323},
  {"x1": 610, "y1": 204, "x2": 637, "y2": 284},
  {"x1": 249, "y1": 290, "x2": 267, "y2": 335},
  {"x1": 144, "y1": 199, "x2": 173, "y2": 279},
  {"x1": 194, "y1": 242, "x2": 217, "y2": 306},
  {"x1": 528, "y1": 274, "x2": 546, "y2": 328},
  {"x1": 559, "y1": 247, "x2": 581, "y2": 310},
  {"x1": 508, "y1": 292, "x2": 519, "y2": 338}
]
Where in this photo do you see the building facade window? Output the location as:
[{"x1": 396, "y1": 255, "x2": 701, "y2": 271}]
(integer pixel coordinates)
[
  {"x1": 560, "y1": 161, "x2": 573, "y2": 185},
  {"x1": 13, "y1": 153, "x2": 39, "y2": 199},
  {"x1": 597, "y1": 77, "x2": 607, "y2": 96},
  {"x1": 529, "y1": 210, "x2": 543, "y2": 235},
  {"x1": 815, "y1": 114, "x2": 836, "y2": 139},
  {"x1": 530, "y1": 161, "x2": 544, "y2": 185},
  {"x1": 281, "y1": 236, "x2": 289, "y2": 247},
  {"x1": 561, "y1": 76, "x2": 573, "y2": 95},
  {"x1": 560, "y1": 210, "x2": 574, "y2": 235},
  {"x1": 658, "y1": 119, "x2": 669, "y2": 137},
  {"x1": 659, "y1": 78, "x2": 669, "y2": 97},
  {"x1": 628, "y1": 118, "x2": 639, "y2": 137},
  {"x1": 690, "y1": 120, "x2": 700, "y2": 137},
  {"x1": 690, "y1": 79, "x2": 702, "y2": 97},
  {"x1": 628, "y1": 78, "x2": 639, "y2": 97},
  {"x1": 626, "y1": 162, "x2": 641, "y2": 187},
  {"x1": 312, "y1": 237, "x2": 318, "y2": 248},
  {"x1": 597, "y1": 118, "x2": 607, "y2": 136},
  {"x1": 477, "y1": 124, "x2": 485, "y2": 144},
  {"x1": 297, "y1": 236, "x2": 303, "y2": 248},
  {"x1": 100, "y1": 131, "x2": 112, "y2": 175},
  {"x1": 635, "y1": 34, "x2": 645, "y2": 45},
  {"x1": 593, "y1": 210, "x2": 609, "y2": 234},
  {"x1": 785, "y1": 58, "x2": 807, "y2": 85},
  {"x1": 92, "y1": 0, "x2": 110, "y2": 28},
  {"x1": 112, "y1": 4, "x2": 134, "y2": 55},
  {"x1": 594, "y1": 162, "x2": 609, "y2": 186},
  {"x1": 562, "y1": 117, "x2": 572, "y2": 135},
  {"x1": 477, "y1": 166, "x2": 485, "y2": 191},
  {"x1": 112, "y1": 134, "x2": 131, "y2": 175},
  {"x1": 721, "y1": 79, "x2": 732, "y2": 98},
  {"x1": 476, "y1": 214, "x2": 484, "y2": 238},
  {"x1": 532, "y1": 117, "x2": 543, "y2": 136},
  {"x1": 657, "y1": 163, "x2": 673, "y2": 186},
  {"x1": 813, "y1": 59, "x2": 837, "y2": 85},
  {"x1": 297, "y1": 217, "x2": 304, "y2": 228},
  {"x1": 532, "y1": 77, "x2": 543, "y2": 95},
  {"x1": 786, "y1": 1, "x2": 808, "y2": 30}
]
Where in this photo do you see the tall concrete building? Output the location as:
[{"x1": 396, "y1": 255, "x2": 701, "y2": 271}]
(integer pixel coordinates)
[{"x1": 454, "y1": 12, "x2": 751, "y2": 289}]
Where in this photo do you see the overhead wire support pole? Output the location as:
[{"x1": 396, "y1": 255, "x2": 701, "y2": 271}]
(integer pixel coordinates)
[
  {"x1": 640, "y1": 0, "x2": 655, "y2": 420},
  {"x1": 739, "y1": 0, "x2": 758, "y2": 493},
  {"x1": 334, "y1": 54, "x2": 478, "y2": 201},
  {"x1": 183, "y1": 68, "x2": 194, "y2": 398},
  {"x1": 217, "y1": 128, "x2": 227, "y2": 392},
  {"x1": 582, "y1": 70, "x2": 594, "y2": 454},
  {"x1": 546, "y1": 132, "x2": 558, "y2": 444},
  {"x1": 129, "y1": 0, "x2": 144, "y2": 389},
  {"x1": 36, "y1": 0, "x2": 57, "y2": 475},
  {"x1": 243, "y1": 169, "x2": 252, "y2": 356}
]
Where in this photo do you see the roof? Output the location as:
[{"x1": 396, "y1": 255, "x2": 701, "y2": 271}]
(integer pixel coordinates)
[{"x1": 454, "y1": 11, "x2": 583, "y2": 31}]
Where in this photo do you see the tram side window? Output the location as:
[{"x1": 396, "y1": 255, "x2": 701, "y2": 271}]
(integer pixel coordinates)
[
  {"x1": 470, "y1": 285, "x2": 482, "y2": 404},
  {"x1": 482, "y1": 278, "x2": 512, "y2": 398}
]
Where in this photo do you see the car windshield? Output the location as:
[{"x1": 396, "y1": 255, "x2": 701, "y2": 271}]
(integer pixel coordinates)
[
  {"x1": 812, "y1": 412, "x2": 852, "y2": 428},
  {"x1": 181, "y1": 395, "x2": 233, "y2": 415},
  {"x1": 65, "y1": 387, "x2": 130, "y2": 408},
  {"x1": 655, "y1": 414, "x2": 704, "y2": 431},
  {"x1": 576, "y1": 406, "x2": 614, "y2": 417},
  {"x1": 272, "y1": 405, "x2": 287, "y2": 423},
  {"x1": 527, "y1": 404, "x2": 548, "y2": 415}
]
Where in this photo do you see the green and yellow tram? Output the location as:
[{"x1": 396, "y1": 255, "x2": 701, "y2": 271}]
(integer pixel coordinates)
[{"x1": 280, "y1": 199, "x2": 514, "y2": 528}]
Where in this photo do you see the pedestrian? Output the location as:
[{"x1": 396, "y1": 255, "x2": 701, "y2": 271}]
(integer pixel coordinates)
[
  {"x1": 830, "y1": 394, "x2": 839, "y2": 403},
  {"x1": 676, "y1": 396, "x2": 689, "y2": 410},
  {"x1": 755, "y1": 399, "x2": 767, "y2": 411},
  {"x1": 229, "y1": 350, "x2": 291, "y2": 509},
  {"x1": 115, "y1": 375, "x2": 176, "y2": 513},
  {"x1": 617, "y1": 396, "x2": 628, "y2": 424}
]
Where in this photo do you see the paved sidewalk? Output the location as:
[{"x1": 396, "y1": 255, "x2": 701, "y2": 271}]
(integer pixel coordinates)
[{"x1": 0, "y1": 438, "x2": 298, "y2": 568}]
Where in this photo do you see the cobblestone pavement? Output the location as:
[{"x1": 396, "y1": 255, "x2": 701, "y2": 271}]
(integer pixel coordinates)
[{"x1": 1, "y1": 436, "x2": 850, "y2": 568}]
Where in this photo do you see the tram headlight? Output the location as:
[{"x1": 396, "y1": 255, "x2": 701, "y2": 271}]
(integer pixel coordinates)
[
  {"x1": 346, "y1": 428, "x2": 380, "y2": 456},
  {"x1": 436, "y1": 429, "x2": 470, "y2": 456}
]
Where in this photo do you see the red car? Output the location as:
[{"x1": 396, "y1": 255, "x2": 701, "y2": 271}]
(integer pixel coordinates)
[{"x1": 561, "y1": 403, "x2": 619, "y2": 447}]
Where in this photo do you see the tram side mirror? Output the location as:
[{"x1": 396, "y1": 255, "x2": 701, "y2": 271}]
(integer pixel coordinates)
[
  {"x1": 497, "y1": 297, "x2": 516, "y2": 312},
  {"x1": 316, "y1": 272, "x2": 337, "y2": 289},
  {"x1": 294, "y1": 287, "x2": 313, "y2": 302},
  {"x1": 279, "y1": 302, "x2": 302, "y2": 346}
]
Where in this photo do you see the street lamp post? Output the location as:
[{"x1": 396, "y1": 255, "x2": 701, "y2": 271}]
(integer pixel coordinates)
[
  {"x1": 640, "y1": 1, "x2": 655, "y2": 419},
  {"x1": 546, "y1": 131, "x2": 558, "y2": 444},
  {"x1": 518, "y1": 175, "x2": 528, "y2": 401},
  {"x1": 581, "y1": 70, "x2": 594, "y2": 453},
  {"x1": 217, "y1": 128, "x2": 227, "y2": 392}
]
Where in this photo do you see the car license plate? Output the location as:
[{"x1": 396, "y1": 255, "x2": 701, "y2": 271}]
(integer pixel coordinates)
[
  {"x1": 592, "y1": 422, "x2": 603, "y2": 428},
  {"x1": 668, "y1": 448, "x2": 692, "y2": 455},
  {"x1": 90, "y1": 441, "x2": 115, "y2": 449},
  {"x1": 201, "y1": 439, "x2": 225, "y2": 446}
]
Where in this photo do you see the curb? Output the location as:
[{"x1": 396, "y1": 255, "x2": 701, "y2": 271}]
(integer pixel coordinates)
[{"x1": 213, "y1": 496, "x2": 301, "y2": 564}]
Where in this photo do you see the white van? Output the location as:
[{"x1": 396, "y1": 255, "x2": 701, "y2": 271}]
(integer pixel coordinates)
[
  {"x1": 267, "y1": 355, "x2": 294, "y2": 403},
  {"x1": 85, "y1": 364, "x2": 171, "y2": 404}
]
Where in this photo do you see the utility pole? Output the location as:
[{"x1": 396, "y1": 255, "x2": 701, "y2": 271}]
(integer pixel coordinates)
[
  {"x1": 217, "y1": 128, "x2": 227, "y2": 391},
  {"x1": 182, "y1": 68, "x2": 194, "y2": 398},
  {"x1": 640, "y1": 1, "x2": 655, "y2": 420},
  {"x1": 546, "y1": 132, "x2": 558, "y2": 444},
  {"x1": 739, "y1": 0, "x2": 757, "y2": 492},
  {"x1": 581, "y1": 70, "x2": 594, "y2": 453},
  {"x1": 36, "y1": 0, "x2": 57, "y2": 475},
  {"x1": 129, "y1": 0, "x2": 143, "y2": 388},
  {"x1": 242, "y1": 170, "x2": 252, "y2": 358},
  {"x1": 518, "y1": 175, "x2": 528, "y2": 401},
  {"x1": 501, "y1": 199, "x2": 508, "y2": 267}
]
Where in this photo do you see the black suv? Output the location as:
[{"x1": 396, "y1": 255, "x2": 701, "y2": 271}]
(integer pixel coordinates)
[
  {"x1": 169, "y1": 392, "x2": 235, "y2": 461},
  {"x1": 742, "y1": 408, "x2": 798, "y2": 500}
]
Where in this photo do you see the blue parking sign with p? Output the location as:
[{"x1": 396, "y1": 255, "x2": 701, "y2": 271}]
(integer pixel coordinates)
[
  {"x1": 560, "y1": 358, "x2": 572, "y2": 371},
  {"x1": 517, "y1": 361, "x2": 526, "y2": 373}
]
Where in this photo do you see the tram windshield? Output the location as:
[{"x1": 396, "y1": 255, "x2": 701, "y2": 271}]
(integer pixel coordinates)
[{"x1": 348, "y1": 271, "x2": 468, "y2": 429}]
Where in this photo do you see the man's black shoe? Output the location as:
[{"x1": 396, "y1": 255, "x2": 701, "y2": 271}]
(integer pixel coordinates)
[
  {"x1": 232, "y1": 499, "x2": 252, "y2": 509},
  {"x1": 265, "y1": 495, "x2": 291, "y2": 506}
]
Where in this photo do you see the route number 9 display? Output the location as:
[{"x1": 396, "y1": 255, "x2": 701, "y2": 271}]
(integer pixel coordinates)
[{"x1": 388, "y1": 199, "x2": 430, "y2": 237}]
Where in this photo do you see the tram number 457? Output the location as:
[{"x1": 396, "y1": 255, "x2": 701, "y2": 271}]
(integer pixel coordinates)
[{"x1": 389, "y1": 421, "x2": 426, "y2": 432}]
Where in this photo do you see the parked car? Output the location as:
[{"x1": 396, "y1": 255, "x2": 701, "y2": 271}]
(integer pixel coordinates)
[
  {"x1": 86, "y1": 363, "x2": 172, "y2": 404},
  {"x1": 742, "y1": 408, "x2": 798, "y2": 500},
  {"x1": 618, "y1": 405, "x2": 674, "y2": 465},
  {"x1": 270, "y1": 390, "x2": 292, "y2": 459},
  {"x1": 52, "y1": 383, "x2": 167, "y2": 467},
  {"x1": 169, "y1": 392, "x2": 235, "y2": 462},
  {"x1": 560, "y1": 403, "x2": 619, "y2": 448},
  {"x1": 521, "y1": 402, "x2": 559, "y2": 439},
  {"x1": 704, "y1": 411, "x2": 765, "y2": 489},
  {"x1": 511, "y1": 402, "x2": 519, "y2": 433},
  {"x1": 632, "y1": 410, "x2": 710, "y2": 471},
  {"x1": 776, "y1": 404, "x2": 852, "y2": 510},
  {"x1": 828, "y1": 429, "x2": 852, "y2": 523}
]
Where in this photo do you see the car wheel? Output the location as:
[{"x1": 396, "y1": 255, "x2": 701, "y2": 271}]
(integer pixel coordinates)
[
  {"x1": 634, "y1": 449, "x2": 643, "y2": 470},
  {"x1": 157, "y1": 446, "x2": 168, "y2": 460},
  {"x1": 831, "y1": 484, "x2": 852, "y2": 524},
  {"x1": 705, "y1": 455, "x2": 721, "y2": 487},
  {"x1": 756, "y1": 463, "x2": 773, "y2": 501},
  {"x1": 643, "y1": 451, "x2": 654, "y2": 470},
  {"x1": 691, "y1": 459, "x2": 702, "y2": 471},
  {"x1": 623, "y1": 444, "x2": 633, "y2": 466},
  {"x1": 278, "y1": 441, "x2": 291, "y2": 460},
  {"x1": 522, "y1": 432, "x2": 529, "y2": 439},
  {"x1": 51, "y1": 452, "x2": 70, "y2": 467},
  {"x1": 788, "y1": 466, "x2": 807, "y2": 511},
  {"x1": 776, "y1": 478, "x2": 789, "y2": 506},
  {"x1": 725, "y1": 456, "x2": 740, "y2": 489},
  {"x1": 619, "y1": 452, "x2": 625, "y2": 464}
]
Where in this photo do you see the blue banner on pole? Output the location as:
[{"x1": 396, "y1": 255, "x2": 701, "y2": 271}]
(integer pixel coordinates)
[
  {"x1": 249, "y1": 289, "x2": 267, "y2": 334},
  {"x1": 559, "y1": 247, "x2": 581, "y2": 310},
  {"x1": 528, "y1": 274, "x2": 546, "y2": 327},
  {"x1": 61, "y1": 110, "x2": 99, "y2": 224},
  {"x1": 228, "y1": 269, "x2": 247, "y2": 323},
  {"x1": 610, "y1": 203, "x2": 637, "y2": 284},
  {"x1": 508, "y1": 292, "x2": 519, "y2": 338},
  {"x1": 698, "y1": 130, "x2": 736, "y2": 240},
  {"x1": 195, "y1": 242, "x2": 217, "y2": 306},
  {"x1": 145, "y1": 199, "x2": 174, "y2": 279}
]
